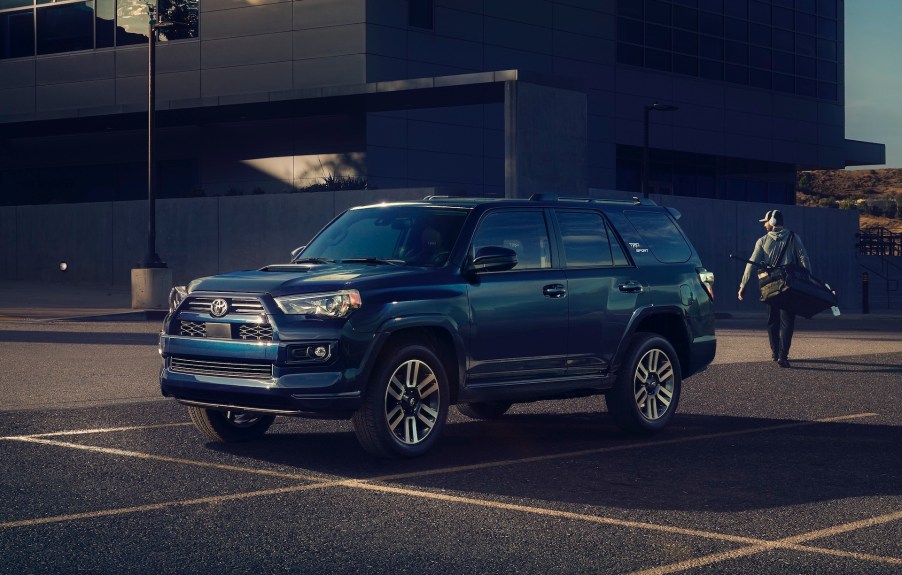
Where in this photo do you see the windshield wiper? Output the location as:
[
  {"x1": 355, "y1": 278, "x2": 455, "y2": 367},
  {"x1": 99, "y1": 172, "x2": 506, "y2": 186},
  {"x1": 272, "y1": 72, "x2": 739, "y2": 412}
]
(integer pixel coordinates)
[
  {"x1": 292, "y1": 257, "x2": 335, "y2": 264},
  {"x1": 341, "y1": 258, "x2": 404, "y2": 266}
]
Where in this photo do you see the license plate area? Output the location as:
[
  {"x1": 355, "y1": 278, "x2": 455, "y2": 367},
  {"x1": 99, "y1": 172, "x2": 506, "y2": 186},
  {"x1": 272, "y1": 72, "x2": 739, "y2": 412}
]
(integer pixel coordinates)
[{"x1": 205, "y1": 322, "x2": 233, "y2": 339}]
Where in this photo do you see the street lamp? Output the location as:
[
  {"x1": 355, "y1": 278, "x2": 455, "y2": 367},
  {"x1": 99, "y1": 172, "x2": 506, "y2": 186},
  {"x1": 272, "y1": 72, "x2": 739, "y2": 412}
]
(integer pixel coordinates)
[
  {"x1": 642, "y1": 102, "x2": 678, "y2": 199},
  {"x1": 140, "y1": 2, "x2": 178, "y2": 269}
]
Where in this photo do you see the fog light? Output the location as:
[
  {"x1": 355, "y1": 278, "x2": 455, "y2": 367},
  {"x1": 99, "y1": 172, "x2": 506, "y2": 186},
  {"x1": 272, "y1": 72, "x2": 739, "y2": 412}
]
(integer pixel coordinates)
[
  {"x1": 313, "y1": 346, "x2": 328, "y2": 359},
  {"x1": 59, "y1": 261, "x2": 68, "y2": 272}
]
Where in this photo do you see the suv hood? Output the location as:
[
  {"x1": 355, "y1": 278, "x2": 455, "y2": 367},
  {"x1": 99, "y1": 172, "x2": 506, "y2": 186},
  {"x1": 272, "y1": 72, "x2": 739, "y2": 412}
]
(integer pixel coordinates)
[{"x1": 188, "y1": 263, "x2": 427, "y2": 297}]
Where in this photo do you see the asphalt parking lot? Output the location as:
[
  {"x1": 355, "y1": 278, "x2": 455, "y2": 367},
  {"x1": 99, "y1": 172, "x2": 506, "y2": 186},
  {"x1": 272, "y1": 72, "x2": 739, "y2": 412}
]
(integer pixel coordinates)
[{"x1": 1, "y1": 316, "x2": 900, "y2": 574}]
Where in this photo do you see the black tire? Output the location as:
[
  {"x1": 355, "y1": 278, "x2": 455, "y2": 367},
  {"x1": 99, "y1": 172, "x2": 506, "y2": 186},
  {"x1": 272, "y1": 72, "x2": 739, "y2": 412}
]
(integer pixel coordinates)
[
  {"x1": 456, "y1": 401, "x2": 512, "y2": 420},
  {"x1": 605, "y1": 333, "x2": 682, "y2": 434},
  {"x1": 352, "y1": 343, "x2": 450, "y2": 458},
  {"x1": 188, "y1": 406, "x2": 275, "y2": 442}
]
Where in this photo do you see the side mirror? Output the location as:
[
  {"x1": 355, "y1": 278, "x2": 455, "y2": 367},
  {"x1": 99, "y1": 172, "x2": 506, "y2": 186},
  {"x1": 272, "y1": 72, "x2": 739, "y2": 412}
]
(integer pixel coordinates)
[
  {"x1": 467, "y1": 246, "x2": 518, "y2": 274},
  {"x1": 290, "y1": 246, "x2": 306, "y2": 261}
]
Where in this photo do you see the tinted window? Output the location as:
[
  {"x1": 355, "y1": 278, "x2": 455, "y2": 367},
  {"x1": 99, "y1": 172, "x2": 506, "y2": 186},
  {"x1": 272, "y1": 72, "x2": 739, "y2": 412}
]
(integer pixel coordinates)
[
  {"x1": 624, "y1": 211, "x2": 692, "y2": 263},
  {"x1": 557, "y1": 211, "x2": 613, "y2": 267},
  {"x1": 472, "y1": 210, "x2": 551, "y2": 270},
  {"x1": 0, "y1": 10, "x2": 35, "y2": 59},
  {"x1": 36, "y1": 3, "x2": 93, "y2": 55}
]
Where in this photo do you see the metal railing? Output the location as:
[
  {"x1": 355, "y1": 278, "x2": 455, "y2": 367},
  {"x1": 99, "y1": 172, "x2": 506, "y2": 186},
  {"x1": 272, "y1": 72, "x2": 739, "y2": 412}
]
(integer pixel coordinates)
[{"x1": 856, "y1": 227, "x2": 902, "y2": 257}]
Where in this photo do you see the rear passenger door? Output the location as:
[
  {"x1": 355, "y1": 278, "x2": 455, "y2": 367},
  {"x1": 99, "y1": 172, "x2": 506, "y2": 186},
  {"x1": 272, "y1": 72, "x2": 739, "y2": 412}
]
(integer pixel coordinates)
[
  {"x1": 465, "y1": 208, "x2": 569, "y2": 382},
  {"x1": 554, "y1": 209, "x2": 640, "y2": 375}
]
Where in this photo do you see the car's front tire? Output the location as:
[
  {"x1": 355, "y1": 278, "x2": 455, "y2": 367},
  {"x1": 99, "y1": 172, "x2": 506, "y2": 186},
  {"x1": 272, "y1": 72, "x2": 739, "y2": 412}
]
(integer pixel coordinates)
[
  {"x1": 188, "y1": 407, "x2": 275, "y2": 442},
  {"x1": 352, "y1": 343, "x2": 449, "y2": 458},
  {"x1": 605, "y1": 333, "x2": 682, "y2": 433}
]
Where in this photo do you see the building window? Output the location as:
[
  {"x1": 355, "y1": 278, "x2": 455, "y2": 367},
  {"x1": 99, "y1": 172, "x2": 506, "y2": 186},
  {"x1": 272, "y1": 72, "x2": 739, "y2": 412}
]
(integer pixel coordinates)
[
  {"x1": 0, "y1": 9, "x2": 34, "y2": 59},
  {"x1": 408, "y1": 0, "x2": 433, "y2": 30},
  {"x1": 36, "y1": 2, "x2": 94, "y2": 55}
]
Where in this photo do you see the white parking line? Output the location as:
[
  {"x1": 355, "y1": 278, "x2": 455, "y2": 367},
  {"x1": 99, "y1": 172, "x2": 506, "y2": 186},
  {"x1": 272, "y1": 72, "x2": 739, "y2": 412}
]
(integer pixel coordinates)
[{"x1": 0, "y1": 422, "x2": 192, "y2": 440}]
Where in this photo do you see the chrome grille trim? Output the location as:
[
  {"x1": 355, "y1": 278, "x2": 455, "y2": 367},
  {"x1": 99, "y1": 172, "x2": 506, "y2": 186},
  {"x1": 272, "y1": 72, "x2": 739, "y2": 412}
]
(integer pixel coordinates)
[
  {"x1": 180, "y1": 321, "x2": 206, "y2": 337},
  {"x1": 239, "y1": 324, "x2": 274, "y2": 341},
  {"x1": 169, "y1": 357, "x2": 273, "y2": 379},
  {"x1": 184, "y1": 296, "x2": 266, "y2": 314}
]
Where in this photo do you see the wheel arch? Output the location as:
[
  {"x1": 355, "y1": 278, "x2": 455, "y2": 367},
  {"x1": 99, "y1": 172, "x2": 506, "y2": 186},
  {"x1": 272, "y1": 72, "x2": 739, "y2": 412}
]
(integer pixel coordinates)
[{"x1": 612, "y1": 306, "x2": 691, "y2": 379}]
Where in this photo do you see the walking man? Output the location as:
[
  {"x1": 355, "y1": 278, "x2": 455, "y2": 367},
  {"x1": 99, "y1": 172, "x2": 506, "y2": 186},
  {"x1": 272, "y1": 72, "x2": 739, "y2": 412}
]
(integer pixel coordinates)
[{"x1": 738, "y1": 209, "x2": 811, "y2": 368}]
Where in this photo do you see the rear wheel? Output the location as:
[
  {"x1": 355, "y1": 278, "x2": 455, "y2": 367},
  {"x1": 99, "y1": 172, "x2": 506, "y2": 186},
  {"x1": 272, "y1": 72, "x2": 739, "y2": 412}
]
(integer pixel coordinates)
[
  {"x1": 605, "y1": 334, "x2": 681, "y2": 433},
  {"x1": 352, "y1": 343, "x2": 449, "y2": 458},
  {"x1": 188, "y1": 407, "x2": 275, "y2": 442},
  {"x1": 456, "y1": 401, "x2": 512, "y2": 420}
]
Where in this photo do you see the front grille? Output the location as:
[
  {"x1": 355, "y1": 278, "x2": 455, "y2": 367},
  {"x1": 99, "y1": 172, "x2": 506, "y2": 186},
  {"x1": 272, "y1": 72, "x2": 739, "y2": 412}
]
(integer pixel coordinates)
[
  {"x1": 184, "y1": 296, "x2": 266, "y2": 315},
  {"x1": 239, "y1": 324, "x2": 274, "y2": 340},
  {"x1": 180, "y1": 321, "x2": 206, "y2": 337},
  {"x1": 169, "y1": 357, "x2": 273, "y2": 379}
]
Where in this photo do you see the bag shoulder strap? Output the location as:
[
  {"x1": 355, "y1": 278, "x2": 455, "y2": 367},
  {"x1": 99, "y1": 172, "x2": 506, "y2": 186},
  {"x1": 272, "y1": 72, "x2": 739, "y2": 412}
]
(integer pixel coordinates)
[{"x1": 769, "y1": 232, "x2": 794, "y2": 268}]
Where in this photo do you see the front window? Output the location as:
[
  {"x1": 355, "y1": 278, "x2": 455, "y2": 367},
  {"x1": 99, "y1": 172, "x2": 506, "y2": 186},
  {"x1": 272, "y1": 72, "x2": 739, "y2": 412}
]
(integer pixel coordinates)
[{"x1": 300, "y1": 205, "x2": 469, "y2": 267}]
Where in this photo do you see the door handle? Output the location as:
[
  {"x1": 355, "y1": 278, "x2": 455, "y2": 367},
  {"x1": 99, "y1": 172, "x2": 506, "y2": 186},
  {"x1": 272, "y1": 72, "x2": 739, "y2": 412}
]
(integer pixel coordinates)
[
  {"x1": 618, "y1": 281, "x2": 643, "y2": 293},
  {"x1": 543, "y1": 284, "x2": 567, "y2": 298}
]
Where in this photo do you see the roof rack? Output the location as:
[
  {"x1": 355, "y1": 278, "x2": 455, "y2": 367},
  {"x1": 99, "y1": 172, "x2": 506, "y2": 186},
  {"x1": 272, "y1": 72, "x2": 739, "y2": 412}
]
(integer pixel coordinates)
[{"x1": 528, "y1": 193, "x2": 657, "y2": 206}]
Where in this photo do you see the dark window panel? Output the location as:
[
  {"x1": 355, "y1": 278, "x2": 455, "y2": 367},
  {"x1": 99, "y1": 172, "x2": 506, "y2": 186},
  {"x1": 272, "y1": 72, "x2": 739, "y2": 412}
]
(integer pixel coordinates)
[
  {"x1": 772, "y1": 6, "x2": 793, "y2": 29},
  {"x1": 699, "y1": 35, "x2": 723, "y2": 59},
  {"x1": 724, "y1": 17, "x2": 747, "y2": 41},
  {"x1": 618, "y1": 0, "x2": 643, "y2": 19},
  {"x1": 817, "y1": 38, "x2": 836, "y2": 60},
  {"x1": 795, "y1": 77, "x2": 817, "y2": 97},
  {"x1": 674, "y1": 29, "x2": 698, "y2": 55},
  {"x1": 158, "y1": 0, "x2": 199, "y2": 40},
  {"x1": 795, "y1": 0, "x2": 816, "y2": 13},
  {"x1": 817, "y1": 17, "x2": 836, "y2": 39},
  {"x1": 645, "y1": 23, "x2": 671, "y2": 50},
  {"x1": 749, "y1": 22, "x2": 771, "y2": 46},
  {"x1": 673, "y1": 6, "x2": 698, "y2": 30},
  {"x1": 699, "y1": 12, "x2": 723, "y2": 35},
  {"x1": 773, "y1": 50, "x2": 794, "y2": 73},
  {"x1": 673, "y1": 0, "x2": 697, "y2": 6},
  {"x1": 772, "y1": 0, "x2": 793, "y2": 7},
  {"x1": 0, "y1": 0, "x2": 32, "y2": 8},
  {"x1": 617, "y1": 42, "x2": 644, "y2": 66},
  {"x1": 773, "y1": 28, "x2": 793, "y2": 50},
  {"x1": 117, "y1": 0, "x2": 149, "y2": 46},
  {"x1": 817, "y1": 0, "x2": 837, "y2": 19},
  {"x1": 724, "y1": 64, "x2": 748, "y2": 84},
  {"x1": 699, "y1": 58, "x2": 723, "y2": 80},
  {"x1": 796, "y1": 54, "x2": 816, "y2": 78},
  {"x1": 725, "y1": 40, "x2": 748, "y2": 64},
  {"x1": 96, "y1": 0, "x2": 114, "y2": 48},
  {"x1": 795, "y1": 11, "x2": 816, "y2": 35},
  {"x1": 796, "y1": 33, "x2": 815, "y2": 56},
  {"x1": 749, "y1": 45, "x2": 771, "y2": 69},
  {"x1": 817, "y1": 59, "x2": 836, "y2": 82},
  {"x1": 673, "y1": 53, "x2": 699, "y2": 75},
  {"x1": 644, "y1": 48, "x2": 672, "y2": 71},
  {"x1": 0, "y1": 9, "x2": 34, "y2": 59},
  {"x1": 409, "y1": 0, "x2": 433, "y2": 30},
  {"x1": 36, "y1": 3, "x2": 93, "y2": 55},
  {"x1": 817, "y1": 81, "x2": 837, "y2": 101},
  {"x1": 724, "y1": 0, "x2": 747, "y2": 18},
  {"x1": 699, "y1": 0, "x2": 723, "y2": 13},
  {"x1": 749, "y1": 1, "x2": 770, "y2": 24},
  {"x1": 645, "y1": 0, "x2": 671, "y2": 25},
  {"x1": 749, "y1": 68, "x2": 772, "y2": 89},
  {"x1": 618, "y1": 17, "x2": 644, "y2": 43},
  {"x1": 773, "y1": 72, "x2": 794, "y2": 93}
]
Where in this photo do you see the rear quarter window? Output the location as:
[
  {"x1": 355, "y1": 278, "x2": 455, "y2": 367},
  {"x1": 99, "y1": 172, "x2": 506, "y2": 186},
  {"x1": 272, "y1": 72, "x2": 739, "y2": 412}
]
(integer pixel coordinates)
[{"x1": 623, "y1": 210, "x2": 692, "y2": 263}]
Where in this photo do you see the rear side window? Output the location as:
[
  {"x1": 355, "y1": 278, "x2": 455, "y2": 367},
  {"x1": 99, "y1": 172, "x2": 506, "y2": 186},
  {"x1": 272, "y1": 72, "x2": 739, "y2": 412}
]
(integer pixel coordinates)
[
  {"x1": 471, "y1": 210, "x2": 552, "y2": 270},
  {"x1": 557, "y1": 211, "x2": 617, "y2": 267},
  {"x1": 624, "y1": 210, "x2": 692, "y2": 263}
]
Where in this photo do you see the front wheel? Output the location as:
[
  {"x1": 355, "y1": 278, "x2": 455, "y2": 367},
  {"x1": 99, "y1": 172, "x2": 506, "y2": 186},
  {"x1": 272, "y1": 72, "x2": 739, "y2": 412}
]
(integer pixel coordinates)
[
  {"x1": 352, "y1": 343, "x2": 449, "y2": 458},
  {"x1": 188, "y1": 407, "x2": 275, "y2": 442},
  {"x1": 605, "y1": 334, "x2": 682, "y2": 434}
]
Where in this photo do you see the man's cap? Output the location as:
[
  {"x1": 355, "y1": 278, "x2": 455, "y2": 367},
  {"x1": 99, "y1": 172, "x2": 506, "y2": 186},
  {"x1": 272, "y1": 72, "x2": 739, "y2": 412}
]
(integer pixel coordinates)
[{"x1": 759, "y1": 209, "x2": 784, "y2": 225}]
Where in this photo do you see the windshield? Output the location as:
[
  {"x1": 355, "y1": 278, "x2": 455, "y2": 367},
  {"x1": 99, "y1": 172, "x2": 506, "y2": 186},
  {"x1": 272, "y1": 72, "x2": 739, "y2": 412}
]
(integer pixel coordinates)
[{"x1": 299, "y1": 205, "x2": 470, "y2": 267}]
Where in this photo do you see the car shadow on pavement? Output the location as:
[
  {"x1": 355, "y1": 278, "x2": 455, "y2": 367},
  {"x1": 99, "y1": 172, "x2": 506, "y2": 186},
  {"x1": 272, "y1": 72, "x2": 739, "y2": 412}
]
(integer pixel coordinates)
[
  {"x1": 788, "y1": 358, "x2": 902, "y2": 373},
  {"x1": 207, "y1": 411, "x2": 902, "y2": 514}
]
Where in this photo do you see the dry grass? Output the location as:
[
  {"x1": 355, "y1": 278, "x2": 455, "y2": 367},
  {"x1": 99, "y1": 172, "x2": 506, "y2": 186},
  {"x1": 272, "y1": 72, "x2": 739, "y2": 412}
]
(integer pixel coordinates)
[{"x1": 797, "y1": 168, "x2": 902, "y2": 233}]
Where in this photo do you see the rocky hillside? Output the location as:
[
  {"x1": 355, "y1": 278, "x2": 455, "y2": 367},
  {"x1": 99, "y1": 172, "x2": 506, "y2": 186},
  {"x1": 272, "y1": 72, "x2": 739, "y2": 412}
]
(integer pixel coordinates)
[{"x1": 797, "y1": 168, "x2": 902, "y2": 232}]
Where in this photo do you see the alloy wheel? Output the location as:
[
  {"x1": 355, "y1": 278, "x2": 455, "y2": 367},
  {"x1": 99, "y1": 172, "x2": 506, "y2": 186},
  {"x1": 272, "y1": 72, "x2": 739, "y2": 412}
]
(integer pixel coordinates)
[
  {"x1": 632, "y1": 348, "x2": 676, "y2": 421},
  {"x1": 384, "y1": 359, "x2": 441, "y2": 445}
]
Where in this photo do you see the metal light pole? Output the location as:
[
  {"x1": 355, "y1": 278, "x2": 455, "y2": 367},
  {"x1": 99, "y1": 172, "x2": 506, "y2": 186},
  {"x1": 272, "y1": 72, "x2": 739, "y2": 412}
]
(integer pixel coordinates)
[{"x1": 641, "y1": 102, "x2": 678, "y2": 199}]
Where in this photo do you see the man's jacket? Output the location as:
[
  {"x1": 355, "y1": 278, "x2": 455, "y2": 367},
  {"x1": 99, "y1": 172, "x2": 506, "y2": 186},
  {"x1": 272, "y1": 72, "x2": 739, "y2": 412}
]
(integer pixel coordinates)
[{"x1": 740, "y1": 228, "x2": 811, "y2": 290}]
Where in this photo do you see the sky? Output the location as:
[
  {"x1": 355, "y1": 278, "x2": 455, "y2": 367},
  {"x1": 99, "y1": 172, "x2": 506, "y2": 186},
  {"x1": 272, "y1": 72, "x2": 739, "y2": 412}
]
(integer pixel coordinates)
[{"x1": 844, "y1": 0, "x2": 902, "y2": 169}]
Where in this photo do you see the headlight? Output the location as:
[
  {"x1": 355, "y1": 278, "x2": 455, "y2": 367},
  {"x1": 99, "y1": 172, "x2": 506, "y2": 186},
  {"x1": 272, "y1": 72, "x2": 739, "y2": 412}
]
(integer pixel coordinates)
[
  {"x1": 169, "y1": 286, "x2": 188, "y2": 313},
  {"x1": 274, "y1": 290, "x2": 361, "y2": 318}
]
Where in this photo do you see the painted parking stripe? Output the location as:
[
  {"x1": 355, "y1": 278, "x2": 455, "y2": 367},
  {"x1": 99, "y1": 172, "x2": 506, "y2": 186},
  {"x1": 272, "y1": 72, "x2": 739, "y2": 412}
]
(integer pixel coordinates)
[
  {"x1": 12, "y1": 437, "x2": 323, "y2": 481},
  {"x1": 0, "y1": 422, "x2": 192, "y2": 440}
]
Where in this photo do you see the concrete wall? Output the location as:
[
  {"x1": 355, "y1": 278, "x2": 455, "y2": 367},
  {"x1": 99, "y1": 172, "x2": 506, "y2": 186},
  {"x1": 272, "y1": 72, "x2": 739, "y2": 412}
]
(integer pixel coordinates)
[{"x1": 1, "y1": 189, "x2": 875, "y2": 312}]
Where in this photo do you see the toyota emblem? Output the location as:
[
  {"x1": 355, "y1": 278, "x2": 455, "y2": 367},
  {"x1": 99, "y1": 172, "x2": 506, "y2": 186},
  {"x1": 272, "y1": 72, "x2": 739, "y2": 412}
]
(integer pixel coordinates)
[{"x1": 210, "y1": 298, "x2": 229, "y2": 318}]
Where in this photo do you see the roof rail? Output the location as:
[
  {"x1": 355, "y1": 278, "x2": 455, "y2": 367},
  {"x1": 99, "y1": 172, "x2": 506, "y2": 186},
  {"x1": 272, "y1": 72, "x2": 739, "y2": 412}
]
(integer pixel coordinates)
[{"x1": 529, "y1": 194, "x2": 658, "y2": 206}]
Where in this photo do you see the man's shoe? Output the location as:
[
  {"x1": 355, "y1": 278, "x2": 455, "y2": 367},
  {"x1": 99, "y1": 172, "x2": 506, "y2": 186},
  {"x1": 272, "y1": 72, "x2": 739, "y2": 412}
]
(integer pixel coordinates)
[{"x1": 777, "y1": 358, "x2": 791, "y2": 368}]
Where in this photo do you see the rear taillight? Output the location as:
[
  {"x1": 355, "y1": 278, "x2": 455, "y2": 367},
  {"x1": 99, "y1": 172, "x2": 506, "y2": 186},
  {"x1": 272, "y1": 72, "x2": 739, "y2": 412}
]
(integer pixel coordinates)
[{"x1": 697, "y1": 268, "x2": 715, "y2": 301}]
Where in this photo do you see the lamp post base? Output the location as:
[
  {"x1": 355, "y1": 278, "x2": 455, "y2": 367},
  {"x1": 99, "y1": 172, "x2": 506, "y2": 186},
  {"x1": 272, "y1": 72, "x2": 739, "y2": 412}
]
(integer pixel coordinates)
[{"x1": 131, "y1": 267, "x2": 173, "y2": 309}]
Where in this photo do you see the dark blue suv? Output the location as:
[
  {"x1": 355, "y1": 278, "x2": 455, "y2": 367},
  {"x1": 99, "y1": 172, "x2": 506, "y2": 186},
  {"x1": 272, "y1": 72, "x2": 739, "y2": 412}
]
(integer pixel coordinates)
[{"x1": 160, "y1": 195, "x2": 716, "y2": 458}]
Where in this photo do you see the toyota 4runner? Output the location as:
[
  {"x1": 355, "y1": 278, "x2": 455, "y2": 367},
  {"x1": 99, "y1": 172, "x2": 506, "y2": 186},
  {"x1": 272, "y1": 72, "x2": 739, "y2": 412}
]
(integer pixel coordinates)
[{"x1": 160, "y1": 195, "x2": 716, "y2": 458}]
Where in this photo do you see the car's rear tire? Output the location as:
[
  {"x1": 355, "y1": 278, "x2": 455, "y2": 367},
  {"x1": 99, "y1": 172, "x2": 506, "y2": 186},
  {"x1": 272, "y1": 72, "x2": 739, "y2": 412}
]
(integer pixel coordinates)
[
  {"x1": 456, "y1": 401, "x2": 512, "y2": 420},
  {"x1": 188, "y1": 406, "x2": 275, "y2": 442},
  {"x1": 352, "y1": 343, "x2": 449, "y2": 458},
  {"x1": 605, "y1": 333, "x2": 681, "y2": 434}
]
